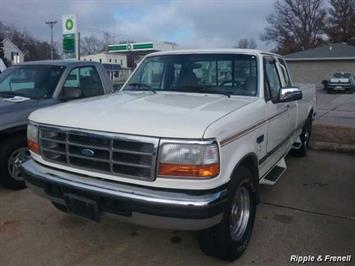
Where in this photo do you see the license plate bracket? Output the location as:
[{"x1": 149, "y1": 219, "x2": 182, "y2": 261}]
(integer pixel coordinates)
[{"x1": 64, "y1": 194, "x2": 100, "y2": 221}]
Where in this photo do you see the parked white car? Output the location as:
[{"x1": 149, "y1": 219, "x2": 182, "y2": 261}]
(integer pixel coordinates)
[{"x1": 22, "y1": 49, "x2": 316, "y2": 261}]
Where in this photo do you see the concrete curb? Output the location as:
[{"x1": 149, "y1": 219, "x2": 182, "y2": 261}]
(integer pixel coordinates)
[
  {"x1": 311, "y1": 123, "x2": 355, "y2": 153},
  {"x1": 311, "y1": 141, "x2": 355, "y2": 153}
]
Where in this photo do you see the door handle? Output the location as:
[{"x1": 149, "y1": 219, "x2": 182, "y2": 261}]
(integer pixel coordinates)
[{"x1": 256, "y1": 135, "x2": 264, "y2": 144}]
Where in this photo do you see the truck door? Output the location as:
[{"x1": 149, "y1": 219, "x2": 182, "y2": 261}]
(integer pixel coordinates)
[{"x1": 262, "y1": 56, "x2": 291, "y2": 169}]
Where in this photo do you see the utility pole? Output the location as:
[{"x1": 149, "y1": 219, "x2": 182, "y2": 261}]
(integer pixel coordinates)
[
  {"x1": 45, "y1": 20, "x2": 58, "y2": 60},
  {"x1": 76, "y1": 31, "x2": 80, "y2": 60}
]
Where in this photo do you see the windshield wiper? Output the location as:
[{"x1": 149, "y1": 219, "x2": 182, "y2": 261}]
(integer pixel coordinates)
[
  {"x1": 126, "y1": 83, "x2": 156, "y2": 94},
  {"x1": 205, "y1": 91, "x2": 231, "y2": 98},
  {"x1": 0, "y1": 91, "x2": 28, "y2": 98}
]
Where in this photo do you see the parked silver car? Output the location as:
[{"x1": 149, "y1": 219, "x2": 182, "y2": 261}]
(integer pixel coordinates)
[
  {"x1": 0, "y1": 60, "x2": 113, "y2": 189},
  {"x1": 326, "y1": 72, "x2": 355, "y2": 93}
]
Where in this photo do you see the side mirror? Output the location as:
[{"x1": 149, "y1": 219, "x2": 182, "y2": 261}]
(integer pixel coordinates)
[
  {"x1": 275, "y1": 87, "x2": 302, "y2": 103},
  {"x1": 60, "y1": 87, "x2": 82, "y2": 101}
]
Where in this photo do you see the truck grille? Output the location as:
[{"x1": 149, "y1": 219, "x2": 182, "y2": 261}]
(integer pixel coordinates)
[{"x1": 38, "y1": 126, "x2": 159, "y2": 181}]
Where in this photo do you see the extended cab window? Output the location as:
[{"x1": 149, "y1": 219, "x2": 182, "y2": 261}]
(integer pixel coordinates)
[
  {"x1": 63, "y1": 66, "x2": 104, "y2": 98},
  {"x1": 264, "y1": 58, "x2": 281, "y2": 101},
  {"x1": 279, "y1": 59, "x2": 291, "y2": 87}
]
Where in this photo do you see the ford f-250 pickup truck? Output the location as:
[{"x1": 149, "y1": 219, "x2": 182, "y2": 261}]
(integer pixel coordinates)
[
  {"x1": 0, "y1": 60, "x2": 113, "y2": 189},
  {"x1": 21, "y1": 49, "x2": 316, "y2": 261}
]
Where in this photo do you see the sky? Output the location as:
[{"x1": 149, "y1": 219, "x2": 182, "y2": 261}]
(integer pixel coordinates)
[{"x1": 0, "y1": 0, "x2": 275, "y2": 50}]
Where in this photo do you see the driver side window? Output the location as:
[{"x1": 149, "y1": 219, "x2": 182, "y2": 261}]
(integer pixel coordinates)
[
  {"x1": 63, "y1": 66, "x2": 104, "y2": 98},
  {"x1": 264, "y1": 58, "x2": 281, "y2": 101}
]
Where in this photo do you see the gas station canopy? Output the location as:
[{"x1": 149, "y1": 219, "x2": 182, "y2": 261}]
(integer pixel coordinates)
[
  {"x1": 108, "y1": 41, "x2": 178, "y2": 68},
  {"x1": 108, "y1": 41, "x2": 177, "y2": 54}
]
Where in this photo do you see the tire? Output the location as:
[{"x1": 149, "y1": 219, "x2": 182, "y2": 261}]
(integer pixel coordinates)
[
  {"x1": 292, "y1": 115, "x2": 312, "y2": 157},
  {"x1": 198, "y1": 166, "x2": 257, "y2": 261},
  {"x1": 326, "y1": 89, "x2": 332, "y2": 94},
  {"x1": 52, "y1": 202, "x2": 68, "y2": 212},
  {"x1": 0, "y1": 135, "x2": 29, "y2": 190},
  {"x1": 321, "y1": 80, "x2": 328, "y2": 90}
]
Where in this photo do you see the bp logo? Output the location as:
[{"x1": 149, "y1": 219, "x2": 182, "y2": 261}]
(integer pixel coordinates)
[
  {"x1": 65, "y1": 19, "x2": 74, "y2": 31},
  {"x1": 127, "y1": 44, "x2": 132, "y2": 50}
]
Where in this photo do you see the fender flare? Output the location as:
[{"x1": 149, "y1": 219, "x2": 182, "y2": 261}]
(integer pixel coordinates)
[{"x1": 229, "y1": 152, "x2": 260, "y2": 203}]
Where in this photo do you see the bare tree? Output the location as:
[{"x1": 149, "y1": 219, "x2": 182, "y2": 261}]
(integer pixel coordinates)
[
  {"x1": 81, "y1": 32, "x2": 117, "y2": 55},
  {"x1": 327, "y1": 0, "x2": 355, "y2": 44},
  {"x1": 119, "y1": 40, "x2": 135, "y2": 44},
  {"x1": 0, "y1": 21, "x2": 59, "y2": 62},
  {"x1": 80, "y1": 35, "x2": 103, "y2": 55},
  {"x1": 234, "y1": 38, "x2": 257, "y2": 49},
  {"x1": 261, "y1": 0, "x2": 327, "y2": 54},
  {"x1": 102, "y1": 32, "x2": 116, "y2": 51}
]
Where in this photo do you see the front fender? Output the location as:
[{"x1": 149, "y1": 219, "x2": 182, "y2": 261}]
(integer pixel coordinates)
[{"x1": 219, "y1": 134, "x2": 259, "y2": 185}]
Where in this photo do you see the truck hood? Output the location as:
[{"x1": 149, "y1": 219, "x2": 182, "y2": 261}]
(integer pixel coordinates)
[
  {"x1": 29, "y1": 91, "x2": 254, "y2": 138},
  {"x1": 0, "y1": 97, "x2": 38, "y2": 115}
]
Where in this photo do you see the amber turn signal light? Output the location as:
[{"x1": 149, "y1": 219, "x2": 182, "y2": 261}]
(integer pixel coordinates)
[
  {"x1": 158, "y1": 163, "x2": 219, "y2": 179},
  {"x1": 28, "y1": 139, "x2": 39, "y2": 154}
]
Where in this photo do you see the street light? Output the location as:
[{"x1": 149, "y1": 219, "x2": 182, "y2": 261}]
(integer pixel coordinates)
[{"x1": 45, "y1": 20, "x2": 58, "y2": 60}]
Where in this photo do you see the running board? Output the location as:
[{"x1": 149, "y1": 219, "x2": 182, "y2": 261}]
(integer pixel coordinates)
[{"x1": 260, "y1": 158, "x2": 287, "y2": 185}]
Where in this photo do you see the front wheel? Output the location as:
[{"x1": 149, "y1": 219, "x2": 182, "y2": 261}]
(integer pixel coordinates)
[
  {"x1": 0, "y1": 136, "x2": 29, "y2": 190},
  {"x1": 198, "y1": 167, "x2": 257, "y2": 261}
]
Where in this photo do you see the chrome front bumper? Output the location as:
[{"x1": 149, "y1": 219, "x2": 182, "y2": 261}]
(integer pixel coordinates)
[{"x1": 21, "y1": 159, "x2": 228, "y2": 230}]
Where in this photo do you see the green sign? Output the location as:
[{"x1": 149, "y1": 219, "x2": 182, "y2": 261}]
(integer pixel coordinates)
[
  {"x1": 63, "y1": 34, "x2": 76, "y2": 54},
  {"x1": 65, "y1": 19, "x2": 74, "y2": 31},
  {"x1": 108, "y1": 42, "x2": 154, "y2": 52},
  {"x1": 62, "y1": 14, "x2": 76, "y2": 35}
]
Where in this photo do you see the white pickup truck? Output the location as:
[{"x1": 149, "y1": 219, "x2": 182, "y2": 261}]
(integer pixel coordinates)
[{"x1": 21, "y1": 49, "x2": 316, "y2": 261}]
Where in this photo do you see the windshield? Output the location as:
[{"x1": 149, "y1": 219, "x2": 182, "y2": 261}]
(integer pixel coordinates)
[
  {"x1": 0, "y1": 65, "x2": 64, "y2": 99},
  {"x1": 122, "y1": 54, "x2": 258, "y2": 96}
]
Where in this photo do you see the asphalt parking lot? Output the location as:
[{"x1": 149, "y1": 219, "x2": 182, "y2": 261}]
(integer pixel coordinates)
[
  {"x1": 0, "y1": 150, "x2": 354, "y2": 266},
  {"x1": 315, "y1": 87, "x2": 355, "y2": 128}
]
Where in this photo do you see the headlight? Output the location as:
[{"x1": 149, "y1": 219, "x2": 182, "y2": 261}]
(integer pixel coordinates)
[
  {"x1": 27, "y1": 123, "x2": 39, "y2": 154},
  {"x1": 158, "y1": 141, "x2": 219, "y2": 179}
]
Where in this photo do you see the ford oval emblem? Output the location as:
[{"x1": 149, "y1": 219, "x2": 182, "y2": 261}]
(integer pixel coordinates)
[{"x1": 81, "y1": 148, "x2": 95, "y2": 157}]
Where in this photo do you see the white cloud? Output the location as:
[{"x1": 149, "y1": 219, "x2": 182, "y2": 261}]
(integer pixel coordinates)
[{"x1": 0, "y1": 0, "x2": 274, "y2": 49}]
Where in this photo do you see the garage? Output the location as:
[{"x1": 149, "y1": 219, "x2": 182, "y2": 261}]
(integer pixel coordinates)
[{"x1": 286, "y1": 43, "x2": 355, "y2": 87}]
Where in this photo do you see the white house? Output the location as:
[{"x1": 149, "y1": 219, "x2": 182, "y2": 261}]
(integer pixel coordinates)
[
  {"x1": 81, "y1": 52, "x2": 127, "y2": 68},
  {"x1": 81, "y1": 52, "x2": 130, "y2": 85},
  {"x1": 1, "y1": 38, "x2": 24, "y2": 64}
]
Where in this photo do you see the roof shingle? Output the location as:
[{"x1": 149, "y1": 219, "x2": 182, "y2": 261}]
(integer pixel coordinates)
[{"x1": 286, "y1": 43, "x2": 355, "y2": 61}]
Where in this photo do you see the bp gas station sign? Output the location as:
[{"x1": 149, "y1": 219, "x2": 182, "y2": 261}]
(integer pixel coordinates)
[
  {"x1": 62, "y1": 14, "x2": 77, "y2": 56},
  {"x1": 108, "y1": 42, "x2": 154, "y2": 53},
  {"x1": 65, "y1": 18, "x2": 74, "y2": 32}
]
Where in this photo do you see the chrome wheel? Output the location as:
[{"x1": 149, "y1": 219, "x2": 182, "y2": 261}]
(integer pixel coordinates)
[
  {"x1": 230, "y1": 185, "x2": 250, "y2": 241},
  {"x1": 304, "y1": 128, "x2": 309, "y2": 147},
  {"x1": 8, "y1": 147, "x2": 30, "y2": 179}
]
